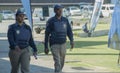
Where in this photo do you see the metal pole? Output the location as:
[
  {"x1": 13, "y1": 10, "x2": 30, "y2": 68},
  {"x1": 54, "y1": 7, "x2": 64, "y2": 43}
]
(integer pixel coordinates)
[{"x1": 30, "y1": 0, "x2": 33, "y2": 31}]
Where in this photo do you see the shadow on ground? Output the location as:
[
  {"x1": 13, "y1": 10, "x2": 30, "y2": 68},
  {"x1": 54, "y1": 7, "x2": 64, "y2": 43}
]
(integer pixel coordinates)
[{"x1": 72, "y1": 67, "x2": 93, "y2": 71}]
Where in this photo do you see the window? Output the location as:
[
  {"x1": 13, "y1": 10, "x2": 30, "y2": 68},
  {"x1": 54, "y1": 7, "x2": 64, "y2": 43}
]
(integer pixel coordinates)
[
  {"x1": 107, "y1": 7, "x2": 109, "y2": 10},
  {"x1": 110, "y1": 7, "x2": 114, "y2": 10},
  {"x1": 66, "y1": 8, "x2": 70, "y2": 11},
  {"x1": 71, "y1": 7, "x2": 79, "y2": 10},
  {"x1": 4, "y1": 11, "x2": 12, "y2": 14},
  {"x1": 102, "y1": 7, "x2": 105, "y2": 10}
]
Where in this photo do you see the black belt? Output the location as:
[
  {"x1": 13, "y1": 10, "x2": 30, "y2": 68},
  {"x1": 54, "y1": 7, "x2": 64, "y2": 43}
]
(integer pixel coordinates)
[{"x1": 19, "y1": 46, "x2": 29, "y2": 49}]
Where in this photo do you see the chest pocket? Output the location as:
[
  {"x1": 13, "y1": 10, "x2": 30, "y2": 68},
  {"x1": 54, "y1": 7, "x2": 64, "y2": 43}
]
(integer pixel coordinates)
[{"x1": 54, "y1": 21, "x2": 67, "y2": 33}]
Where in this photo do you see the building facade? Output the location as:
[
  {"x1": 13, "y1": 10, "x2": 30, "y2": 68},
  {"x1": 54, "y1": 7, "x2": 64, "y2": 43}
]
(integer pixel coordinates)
[
  {"x1": 0, "y1": 0, "x2": 95, "y2": 10},
  {"x1": 0, "y1": 0, "x2": 115, "y2": 11}
]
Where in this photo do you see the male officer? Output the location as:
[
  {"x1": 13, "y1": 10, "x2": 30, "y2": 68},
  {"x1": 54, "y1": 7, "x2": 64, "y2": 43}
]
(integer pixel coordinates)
[
  {"x1": 44, "y1": 4, "x2": 74, "y2": 73},
  {"x1": 7, "y1": 9, "x2": 37, "y2": 73}
]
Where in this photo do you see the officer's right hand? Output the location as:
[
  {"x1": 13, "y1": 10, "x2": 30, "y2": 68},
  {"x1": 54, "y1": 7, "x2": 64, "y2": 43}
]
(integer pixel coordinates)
[
  {"x1": 33, "y1": 52, "x2": 37, "y2": 59},
  {"x1": 15, "y1": 46, "x2": 21, "y2": 52},
  {"x1": 70, "y1": 42, "x2": 74, "y2": 49},
  {"x1": 44, "y1": 48, "x2": 49, "y2": 55}
]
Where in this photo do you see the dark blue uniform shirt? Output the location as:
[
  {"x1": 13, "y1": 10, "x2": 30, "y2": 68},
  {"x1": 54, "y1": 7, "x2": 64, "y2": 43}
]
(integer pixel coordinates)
[
  {"x1": 7, "y1": 22, "x2": 37, "y2": 52},
  {"x1": 45, "y1": 16, "x2": 74, "y2": 49}
]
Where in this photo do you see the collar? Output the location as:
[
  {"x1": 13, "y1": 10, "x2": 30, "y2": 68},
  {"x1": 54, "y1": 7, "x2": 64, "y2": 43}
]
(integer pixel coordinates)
[
  {"x1": 54, "y1": 15, "x2": 63, "y2": 21},
  {"x1": 15, "y1": 22, "x2": 25, "y2": 27}
]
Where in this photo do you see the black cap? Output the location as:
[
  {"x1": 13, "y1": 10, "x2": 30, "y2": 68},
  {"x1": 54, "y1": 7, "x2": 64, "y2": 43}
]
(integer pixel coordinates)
[
  {"x1": 54, "y1": 4, "x2": 63, "y2": 10},
  {"x1": 16, "y1": 8, "x2": 25, "y2": 16}
]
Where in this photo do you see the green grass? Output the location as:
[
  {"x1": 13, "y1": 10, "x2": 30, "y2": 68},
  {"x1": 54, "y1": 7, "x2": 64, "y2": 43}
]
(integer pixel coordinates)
[
  {"x1": 95, "y1": 23, "x2": 110, "y2": 31},
  {"x1": 65, "y1": 36, "x2": 120, "y2": 72},
  {"x1": 37, "y1": 24, "x2": 120, "y2": 72}
]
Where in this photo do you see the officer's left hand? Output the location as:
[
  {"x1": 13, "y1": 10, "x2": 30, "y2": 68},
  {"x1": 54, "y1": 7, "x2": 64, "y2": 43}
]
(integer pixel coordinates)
[
  {"x1": 70, "y1": 42, "x2": 74, "y2": 51},
  {"x1": 44, "y1": 48, "x2": 49, "y2": 55},
  {"x1": 33, "y1": 52, "x2": 37, "y2": 59}
]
